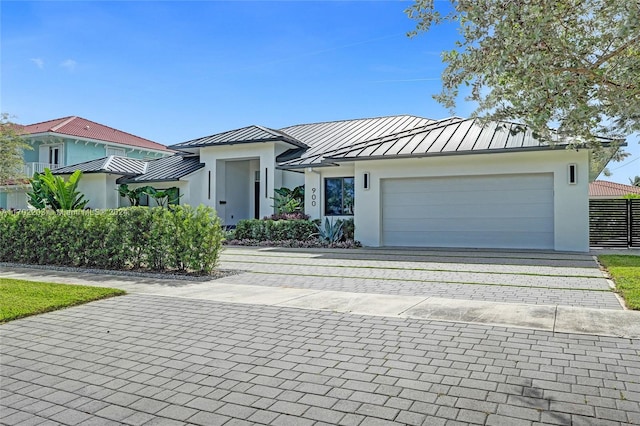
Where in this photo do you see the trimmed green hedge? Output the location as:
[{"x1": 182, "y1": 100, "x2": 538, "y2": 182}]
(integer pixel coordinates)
[
  {"x1": 234, "y1": 219, "x2": 317, "y2": 241},
  {"x1": 0, "y1": 205, "x2": 224, "y2": 274}
]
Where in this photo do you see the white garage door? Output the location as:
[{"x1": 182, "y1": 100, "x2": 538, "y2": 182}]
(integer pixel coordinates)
[{"x1": 381, "y1": 173, "x2": 554, "y2": 249}]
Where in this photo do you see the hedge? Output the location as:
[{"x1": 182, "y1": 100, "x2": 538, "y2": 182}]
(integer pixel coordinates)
[
  {"x1": 234, "y1": 219, "x2": 317, "y2": 241},
  {"x1": 0, "y1": 205, "x2": 225, "y2": 274}
]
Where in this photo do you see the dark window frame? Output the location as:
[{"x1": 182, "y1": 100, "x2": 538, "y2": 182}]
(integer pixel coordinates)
[{"x1": 324, "y1": 177, "x2": 354, "y2": 216}]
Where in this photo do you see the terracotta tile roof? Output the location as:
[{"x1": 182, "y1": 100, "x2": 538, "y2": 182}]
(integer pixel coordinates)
[
  {"x1": 589, "y1": 180, "x2": 640, "y2": 197},
  {"x1": 21, "y1": 116, "x2": 171, "y2": 152}
]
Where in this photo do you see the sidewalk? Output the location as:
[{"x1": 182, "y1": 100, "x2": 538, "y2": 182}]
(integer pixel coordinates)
[{"x1": 1, "y1": 264, "x2": 639, "y2": 339}]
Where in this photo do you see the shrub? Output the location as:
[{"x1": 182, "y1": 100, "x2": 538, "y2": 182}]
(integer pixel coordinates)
[
  {"x1": 225, "y1": 238, "x2": 361, "y2": 249},
  {"x1": 341, "y1": 218, "x2": 355, "y2": 240},
  {"x1": 0, "y1": 205, "x2": 224, "y2": 275},
  {"x1": 234, "y1": 219, "x2": 317, "y2": 241}
]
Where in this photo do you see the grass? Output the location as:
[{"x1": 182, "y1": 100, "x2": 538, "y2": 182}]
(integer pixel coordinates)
[
  {"x1": 598, "y1": 255, "x2": 640, "y2": 310},
  {"x1": 0, "y1": 278, "x2": 125, "y2": 323}
]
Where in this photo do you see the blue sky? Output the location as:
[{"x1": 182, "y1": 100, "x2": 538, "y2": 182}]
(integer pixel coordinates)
[{"x1": 2, "y1": 1, "x2": 638, "y2": 184}]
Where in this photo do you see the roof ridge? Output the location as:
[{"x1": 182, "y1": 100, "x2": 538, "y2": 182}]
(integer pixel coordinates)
[
  {"x1": 103, "y1": 155, "x2": 115, "y2": 170},
  {"x1": 279, "y1": 114, "x2": 433, "y2": 130},
  {"x1": 322, "y1": 117, "x2": 468, "y2": 158},
  {"x1": 70, "y1": 117, "x2": 166, "y2": 146},
  {"x1": 21, "y1": 116, "x2": 74, "y2": 129},
  {"x1": 50, "y1": 116, "x2": 78, "y2": 132}
]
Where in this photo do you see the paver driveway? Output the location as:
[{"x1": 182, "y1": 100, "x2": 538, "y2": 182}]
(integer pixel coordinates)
[
  {"x1": 218, "y1": 247, "x2": 621, "y2": 309},
  {"x1": 1, "y1": 247, "x2": 638, "y2": 426},
  {"x1": 2, "y1": 294, "x2": 640, "y2": 426}
]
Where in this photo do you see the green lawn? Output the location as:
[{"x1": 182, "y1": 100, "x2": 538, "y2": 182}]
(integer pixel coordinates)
[
  {"x1": 598, "y1": 255, "x2": 640, "y2": 310},
  {"x1": 0, "y1": 278, "x2": 125, "y2": 322}
]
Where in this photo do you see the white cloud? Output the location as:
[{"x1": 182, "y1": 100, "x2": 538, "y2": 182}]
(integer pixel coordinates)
[
  {"x1": 60, "y1": 59, "x2": 77, "y2": 71},
  {"x1": 30, "y1": 58, "x2": 44, "y2": 69}
]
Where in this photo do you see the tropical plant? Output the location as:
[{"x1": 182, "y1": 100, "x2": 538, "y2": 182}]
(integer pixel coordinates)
[
  {"x1": 143, "y1": 187, "x2": 170, "y2": 208},
  {"x1": 272, "y1": 185, "x2": 305, "y2": 214},
  {"x1": 117, "y1": 184, "x2": 150, "y2": 206},
  {"x1": 314, "y1": 217, "x2": 344, "y2": 244},
  {"x1": 27, "y1": 168, "x2": 88, "y2": 211},
  {"x1": 630, "y1": 176, "x2": 640, "y2": 188}
]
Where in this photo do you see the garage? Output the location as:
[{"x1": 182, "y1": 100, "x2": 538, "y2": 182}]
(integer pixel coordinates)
[{"x1": 381, "y1": 173, "x2": 554, "y2": 249}]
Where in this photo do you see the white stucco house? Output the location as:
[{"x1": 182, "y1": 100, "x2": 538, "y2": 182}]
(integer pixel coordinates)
[{"x1": 52, "y1": 115, "x2": 616, "y2": 252}]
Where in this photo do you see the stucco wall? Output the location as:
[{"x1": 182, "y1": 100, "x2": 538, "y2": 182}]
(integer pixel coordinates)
[
  {"x1": 304, "y1": 165, "x2": 355, "y2": 223},
  {"x1": 78, "y1": 173, "x2": 109, "y2": 209},
  {"x1": 306, "y1": 149, "x2": 590, "y2": 252},
  {"x1": 199, "y1": 142, "x2": 281, "y2": 220}
]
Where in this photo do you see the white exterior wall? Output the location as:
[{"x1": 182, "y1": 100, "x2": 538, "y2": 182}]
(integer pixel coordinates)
[
  {"x1": 306, "y1": 150, "x2": 589, "y2": 252},
  {"x1": 304, "y1": 165, "x2": 355, "y2": 223},
  {"x1": 78, "y1": 173, "x2": 109, "y2": 209},
  {"x1": 199, "y1": 143, "x2": 280, "y2": 221}
]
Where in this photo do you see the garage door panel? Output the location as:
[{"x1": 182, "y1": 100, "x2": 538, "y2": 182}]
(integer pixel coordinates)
[
  {"x1": 383, "y1": 200, "x2": 553, "y2": 214},
  {"x1": 383, "y1": 189, "x2": 553, "y2": 206},
  {"x1": 390, "y1": 175, "x2": 552, "y2": 193},
  {"x1": 381, "y1": 174, "x2": 554, "y2": 249},
  {"x1": 384, "y1": 217, "x2": 554, "y2": 233}
]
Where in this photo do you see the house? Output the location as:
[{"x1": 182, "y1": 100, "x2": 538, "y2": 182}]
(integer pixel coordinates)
[
  {"x1": 53, "y1": 115, "x2": 616, "y2": 252},
  {"x1": 0, "y1": 116, "x2": 173, "y2": 210},
  {"x1": 589, "y1": 180, "x2": 640, "y2": 199}
]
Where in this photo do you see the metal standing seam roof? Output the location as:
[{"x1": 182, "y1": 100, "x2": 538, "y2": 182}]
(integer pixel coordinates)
[
  {"x1": 322, "y1": 118, "x2": 616, "y2": 162},
  {"x1": 278, "y1": 115, "x2": 434, "y2": 168},
  {"x1": 117, "y1": 155, "x2": 204, "y2": 183},
  {"x1": 52, "y1": 156, "x2": 147, "y2": 175},
  {"x1": 21, "y1": 116, "x2": 172, "y2": 152},
  {"x1": 169, "y1": 125, "x2": 308, "y2": 149},
  {"x1": 589, "y1": 180, "x2": 640, "y2": 197}
]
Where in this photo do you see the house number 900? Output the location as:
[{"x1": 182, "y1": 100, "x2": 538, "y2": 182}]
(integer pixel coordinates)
[{"x1": 311, "y1": 187, "x2": 317, "y2": 206}]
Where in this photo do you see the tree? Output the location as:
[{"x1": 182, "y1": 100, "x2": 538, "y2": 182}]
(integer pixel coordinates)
[
  {"x1": 0, "y1": 113, "x2": 31, "y2": 185},
  {"x1": 630, "y1": 176, "x2": 640, "y2": 187},
  {"x1": 27, "y1": 168, "x2": 89, "y2": 211},
  {"x1": 406, "y1": 0, "x2": 639, "y2": 152}
]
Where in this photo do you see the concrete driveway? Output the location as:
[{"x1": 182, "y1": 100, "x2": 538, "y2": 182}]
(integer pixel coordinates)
[{"x1": 2, "y1": 247, "x2": 640, "y2": 425}]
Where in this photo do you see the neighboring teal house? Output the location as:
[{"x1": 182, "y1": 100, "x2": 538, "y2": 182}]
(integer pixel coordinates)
[{"x1": 0, "y1": 116, "x2": 172, "y2": 210}]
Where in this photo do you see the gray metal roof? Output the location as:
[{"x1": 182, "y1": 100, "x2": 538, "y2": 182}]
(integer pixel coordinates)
[
  {"x1": 322, "y1": 118, "x2": 607, "y2": 162},
  {"x1": 117, "y1": 155, "x2": 204, "y2": 183},
  {"x1": 52, "y1": 156, "x2": 146, "y2": 175},
  {"x1": 169, "y1": 125, "x2": 307, "y2": 149},
  {"x1": 278, "y1": 115, "x2": 434, "y2": 168}
]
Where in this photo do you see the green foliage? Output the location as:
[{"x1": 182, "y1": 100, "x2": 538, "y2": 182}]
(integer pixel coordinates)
[
  {"x1": 0, "y1": 113, "x2": 32, "y2": 185},
  {"x1": 622, "y1": 194, "x2": 640, "y2": 199},
  {"x1": 0, "y1": 278, "x2": 124, "y2": 322},
  {"x1": 630, "y1": 176, "x2": 640, "y2": 187},
  {"x1": 272, "y1": 185, "x2": 305, "y2": 214},
  {"x1": 27, "y1": 168, "x2": 89, "y2": 211},
  {"x1": 407, "y1": 0, "x2": 638, "y2": 153},
  {"x1": 117, "y1": 184, "x2": 150, "y2": 206},
  {"x1": 234, "y1": 218, "x2": 317, "y2": 241},
  {"x1": 118, "y1": 184, "x2": 181, "y2": 208},
  {"x1": 598, "y1": 255, "x2": 640, "y2": 310},
  {"x1": 341, "y1": 218, "x2": 355, "y2": 240},
  {"x1": 0, "y1": 205, "x2": 225, "y2": 274},
  {"x1": 314, "y1": 217, "x2": 344, "y2": 243}
]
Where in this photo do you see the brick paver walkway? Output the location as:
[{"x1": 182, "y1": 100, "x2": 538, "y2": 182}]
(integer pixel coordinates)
[
  {"x1": 218, "y1": 248, "x2": 622, "y2": 310},
  {"x1": 2, "y1": 294, "x2": 639, "y2": 426}
]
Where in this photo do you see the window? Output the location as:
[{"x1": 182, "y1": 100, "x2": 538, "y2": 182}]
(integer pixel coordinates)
[
  {"x1": 325, "y1": 177, "x2": 354, "y2": 216},
  {"x1": 49, "y1": 145, "x2": 61, "y2": 167},
  {"x1": 107, "y1": 147, "x2": 126, "y2": 157}
]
